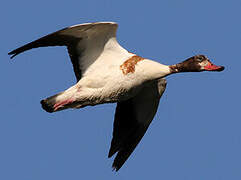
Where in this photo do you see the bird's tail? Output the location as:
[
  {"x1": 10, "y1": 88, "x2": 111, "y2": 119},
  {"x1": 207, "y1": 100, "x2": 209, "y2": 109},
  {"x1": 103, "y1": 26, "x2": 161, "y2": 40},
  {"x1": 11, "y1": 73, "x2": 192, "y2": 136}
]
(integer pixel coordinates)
[
  {"x1": 41, "y1": 91, "x2": 77, "y2": 113},
  {"x1": 40, "y1": 85, "x2": 80, "y2": 113},
  {"x1": 41, "y1": 92, "x2": 61, "y2": 113}
]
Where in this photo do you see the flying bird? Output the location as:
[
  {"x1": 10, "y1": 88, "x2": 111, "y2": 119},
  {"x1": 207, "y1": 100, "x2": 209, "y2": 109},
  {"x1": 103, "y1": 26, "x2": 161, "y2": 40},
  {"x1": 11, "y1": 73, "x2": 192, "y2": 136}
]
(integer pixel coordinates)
[{"x1": 8, "y1": 22, "x2": 224, "y2": 171}]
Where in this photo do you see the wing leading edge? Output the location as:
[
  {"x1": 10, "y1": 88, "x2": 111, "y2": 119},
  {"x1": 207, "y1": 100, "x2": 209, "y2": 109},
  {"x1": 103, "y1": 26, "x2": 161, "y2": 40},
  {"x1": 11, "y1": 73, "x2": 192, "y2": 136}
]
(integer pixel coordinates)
[{"x1": 8, "y1": 22, "x2": 119, "y2": 81}]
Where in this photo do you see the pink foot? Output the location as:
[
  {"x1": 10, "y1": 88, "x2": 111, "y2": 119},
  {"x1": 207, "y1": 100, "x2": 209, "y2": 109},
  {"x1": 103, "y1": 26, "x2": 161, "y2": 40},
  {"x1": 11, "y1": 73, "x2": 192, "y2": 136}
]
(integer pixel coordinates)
[{"x1": 53, "y1": 99, "x2": 75, "y2": 111}]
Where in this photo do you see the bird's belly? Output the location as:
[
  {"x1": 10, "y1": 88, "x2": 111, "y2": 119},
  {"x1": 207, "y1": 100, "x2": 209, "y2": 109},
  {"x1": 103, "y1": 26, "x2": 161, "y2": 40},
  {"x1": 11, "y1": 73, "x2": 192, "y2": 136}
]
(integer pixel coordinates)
[{"x1": 78, "y1": 66, "x2": 146, "y2": 104}]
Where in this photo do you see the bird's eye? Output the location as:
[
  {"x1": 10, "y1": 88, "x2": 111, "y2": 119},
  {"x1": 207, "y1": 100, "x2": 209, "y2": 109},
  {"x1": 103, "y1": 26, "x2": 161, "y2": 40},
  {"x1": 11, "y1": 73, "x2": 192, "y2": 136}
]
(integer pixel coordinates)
[{"x1": 196, "y1": 55, "x2": 205, "y2": 62}]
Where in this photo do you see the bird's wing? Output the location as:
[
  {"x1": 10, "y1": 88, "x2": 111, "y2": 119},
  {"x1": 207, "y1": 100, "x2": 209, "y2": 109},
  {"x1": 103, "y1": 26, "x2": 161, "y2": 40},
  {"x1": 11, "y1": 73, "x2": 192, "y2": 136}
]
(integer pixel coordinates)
[
  {"x1": 8, "y1": 22, "x2": 127, "y2": 81},
  {"x1": 108, "y1": 78, "x2": 167, "y2": 171}
]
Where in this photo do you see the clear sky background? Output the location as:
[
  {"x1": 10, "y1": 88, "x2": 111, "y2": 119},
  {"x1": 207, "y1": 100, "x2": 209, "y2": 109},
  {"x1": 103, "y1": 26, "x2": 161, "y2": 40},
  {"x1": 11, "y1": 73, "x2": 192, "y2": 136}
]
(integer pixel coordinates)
[{"x1": 1, "y1": 0, "x2": 240, "y2": 179}]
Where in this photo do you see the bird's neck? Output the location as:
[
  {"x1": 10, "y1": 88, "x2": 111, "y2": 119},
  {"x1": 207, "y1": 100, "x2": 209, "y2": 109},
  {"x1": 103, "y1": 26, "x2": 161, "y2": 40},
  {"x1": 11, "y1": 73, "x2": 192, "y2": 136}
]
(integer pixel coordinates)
[
  {"x1": 169, "y1": 63, "x2": 184, "y2": 73},
  {"x1": 169, "y1": 61, "x2": 196, "y2": 73}
]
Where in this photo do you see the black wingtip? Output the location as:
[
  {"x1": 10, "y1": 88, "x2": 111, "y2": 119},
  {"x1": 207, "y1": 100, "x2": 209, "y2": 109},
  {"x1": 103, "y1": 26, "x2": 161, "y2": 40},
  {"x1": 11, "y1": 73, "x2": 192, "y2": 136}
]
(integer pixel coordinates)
[
  {"x1": 112, "y1": 165, "x2": 119, "y2": 172},
  {"x1": 108, "y1": 148, "x2": 116, "y2": 158},
  {"x1": 8, "y1": 51, "x2": 17, "y2": 59}
]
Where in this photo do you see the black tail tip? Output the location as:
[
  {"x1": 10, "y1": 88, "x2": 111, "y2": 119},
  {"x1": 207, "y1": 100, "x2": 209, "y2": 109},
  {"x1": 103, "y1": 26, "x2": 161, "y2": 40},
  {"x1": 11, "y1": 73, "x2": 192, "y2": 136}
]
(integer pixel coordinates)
[{"x1": 40, "y1": 99, "x2": 54, "y2": 113}]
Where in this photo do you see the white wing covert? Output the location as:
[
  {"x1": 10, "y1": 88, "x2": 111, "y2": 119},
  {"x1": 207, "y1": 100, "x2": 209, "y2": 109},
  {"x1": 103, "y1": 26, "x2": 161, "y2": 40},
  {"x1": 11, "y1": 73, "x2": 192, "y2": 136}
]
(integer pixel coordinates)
[{"x1": 8, "y1": 22, "x2": 124, "y2": 81}]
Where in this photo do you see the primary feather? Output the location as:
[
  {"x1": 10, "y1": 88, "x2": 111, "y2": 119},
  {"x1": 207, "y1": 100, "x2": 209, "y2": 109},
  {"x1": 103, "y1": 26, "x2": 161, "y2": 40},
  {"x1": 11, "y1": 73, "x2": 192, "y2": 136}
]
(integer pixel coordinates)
[{"x1": 9, "y1": 22, "x2": 224, "y2": 171}]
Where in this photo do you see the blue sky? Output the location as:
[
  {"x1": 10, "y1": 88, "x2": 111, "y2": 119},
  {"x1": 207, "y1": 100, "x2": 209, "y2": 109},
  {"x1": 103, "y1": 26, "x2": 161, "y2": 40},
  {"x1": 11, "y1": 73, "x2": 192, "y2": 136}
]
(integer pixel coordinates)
[{"x1": 1, "y1": 0, "x2": 241, "y2": 179}]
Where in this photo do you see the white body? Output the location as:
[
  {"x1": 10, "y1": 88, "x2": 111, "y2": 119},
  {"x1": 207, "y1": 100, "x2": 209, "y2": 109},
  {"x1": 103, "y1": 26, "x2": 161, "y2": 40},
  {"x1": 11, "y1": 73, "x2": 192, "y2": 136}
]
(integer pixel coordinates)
[
  {"x1": 51, "y1": 34, "x2": 170, "y2": 109},
  {"x1": 8, "y1": 22, "x2": 173, "y2": 171},
  {"x1": 8, "y1": 22, "x2": 224, "y2": 171}
]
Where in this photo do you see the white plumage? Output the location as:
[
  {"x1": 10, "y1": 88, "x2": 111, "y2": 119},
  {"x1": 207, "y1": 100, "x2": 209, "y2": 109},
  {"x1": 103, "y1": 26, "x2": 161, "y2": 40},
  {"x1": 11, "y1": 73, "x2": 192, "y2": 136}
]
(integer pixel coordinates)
[{"x1": 8, "y1": 22, "x2": 224, "y2": 171}]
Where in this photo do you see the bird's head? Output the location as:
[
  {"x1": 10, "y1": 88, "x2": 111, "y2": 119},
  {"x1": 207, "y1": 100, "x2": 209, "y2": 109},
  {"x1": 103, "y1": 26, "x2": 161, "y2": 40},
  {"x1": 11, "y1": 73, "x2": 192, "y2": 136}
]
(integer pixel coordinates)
[{"x1": 170, "y1": 55, "x2": 225, "y2": 73}]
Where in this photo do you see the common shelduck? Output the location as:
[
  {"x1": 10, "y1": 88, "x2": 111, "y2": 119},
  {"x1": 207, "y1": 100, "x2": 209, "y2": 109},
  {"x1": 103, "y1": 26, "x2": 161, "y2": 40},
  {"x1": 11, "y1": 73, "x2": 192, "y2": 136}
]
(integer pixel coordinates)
[{"x1": 8, "y1": 22, "x2": 224, "y2": 171}]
